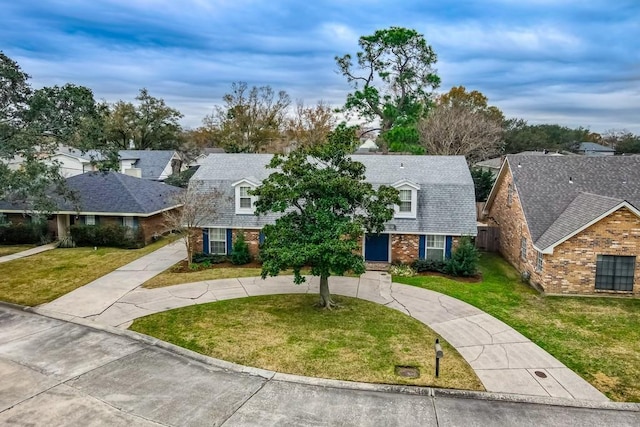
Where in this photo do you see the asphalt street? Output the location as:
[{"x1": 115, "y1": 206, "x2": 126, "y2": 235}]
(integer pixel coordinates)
[{"x1": 1, "y1": 304, "x2": 638, "y2": 426}]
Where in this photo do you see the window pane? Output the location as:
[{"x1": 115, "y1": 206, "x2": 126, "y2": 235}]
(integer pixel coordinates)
[
  {"x1": 426, "y1": 248, "x2": 444, "y2": 261},
  {"x1": 399, "y1": 201, "x2": 411, "y2": 212},
  {"x1": 85, "y1": 215, "x2": 95, "y2": 226},
  {"x1": 240, "y1": 186, "x2": 250, "y2": 197},
  {"x1": 427, "y1": 235, "x2": 445, "y2": 248},
  {"x1": 596, "y1": 255, "x2": 635, "y2": 291},
  {"x1": 399, "y1": 189, "x2": 411, "y2": 201},
  {"x1": 240, "y1": 197, "x2": 252, "y2": 208},
  {"x1": 210, "y1": 228, "x2": 225, "y2": 240},
  {"x1": 210, "y1": 241, "x2": 226, "y2": 255}
]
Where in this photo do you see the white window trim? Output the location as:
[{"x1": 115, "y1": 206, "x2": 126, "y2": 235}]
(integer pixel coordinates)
[
  {"x1": 85, "y1": 215, "x2": 96, "y2": 226},
  {"x1": 209, "y1": 228, "x2": 227, "y2": 255},
  {"x1": 232, "y1": 178, "x2": 260, "y2": 214},
  {"x1": 392, "y1": 179, "x2": 420, "y2": 219},
  {"x1": 426, "y1": 234, "x2": 446, "y2": 261},
  {"x1": 536, "y1": 251, "x2": 543, "y2": 272}
]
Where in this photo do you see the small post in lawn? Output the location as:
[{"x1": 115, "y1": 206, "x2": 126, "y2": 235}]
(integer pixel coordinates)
[{"x1": 435, "y1": 338, "x2": 444, "y2": 378}]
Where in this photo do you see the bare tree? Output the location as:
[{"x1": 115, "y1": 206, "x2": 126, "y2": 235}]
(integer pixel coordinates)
[
  {"x1": 163, "y1": 182, "x2": 223, "y2": 265},
  {"x1": 417, "y1": 105, "x2": 503, "y2": 163},
  {"x1": 282, "y1": 101, "x2": 336, "y2": 150},
  {"x1": 202, "y1": 82, "x2": 291, "y2": 153}
]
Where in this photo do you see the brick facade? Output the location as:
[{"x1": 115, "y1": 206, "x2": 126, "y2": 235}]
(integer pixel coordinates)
[
  {"x1": 487, "y1": 167, "x2": 640, "y2": 296},
  {"x1": 391, "y1": 234, "x2": 419, "y2": 264},
  {"x1": 231, "y1": 229, "x2": 261, "y2": 258},
  {"x1": 197, "y1": 227, "x2": 455, "y2": 266}
]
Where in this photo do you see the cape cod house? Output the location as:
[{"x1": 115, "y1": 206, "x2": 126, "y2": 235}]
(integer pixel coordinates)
[{"x1": 190, "y1": 154, "x2": 477, "y2": 265}]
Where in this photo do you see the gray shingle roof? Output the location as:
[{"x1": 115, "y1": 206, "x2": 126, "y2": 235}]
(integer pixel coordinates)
[
  {"x1": 0, "y1": 172, "x2": 184, "y2": 215},
  {"x1": 578, "y1": 142, "x2": 614, "y2": 153},
  {"x1": 191, "y1": 154, "x2": 477, "y2": 235},
  {"x1": 506, "y1": 155, "x2": 640, "y2": 250},
  {"x1": 119, "y1": 150, "x2": 177, "y2": 180},
  {"x1": 59, "y1": 172, "x2": 184, "y2": 214}
]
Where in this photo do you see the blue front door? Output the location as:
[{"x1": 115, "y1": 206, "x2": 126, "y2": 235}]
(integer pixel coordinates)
[{"x1": 365, "y1": 234, "x2": 389, "y2": 262}]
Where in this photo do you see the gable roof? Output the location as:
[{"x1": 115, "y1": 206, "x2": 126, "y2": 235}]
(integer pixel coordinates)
[
  {"x1": 191, "y1": 153, "x2": 477, "y2": 236},
  {"x1": 487, "y1": 155, "x2": 640, "y2": 251},
  {"x1": 119, "y1": 150, "x2": 178, "y2": 180}
]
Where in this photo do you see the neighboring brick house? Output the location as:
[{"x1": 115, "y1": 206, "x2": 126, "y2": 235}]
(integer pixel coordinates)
[
  {"x1": 0, "y1": 172, "x2": 184, "y2": 244},
  {"x1": 483, "y1": 155, "x2": 640, "y2": 296},
  {"x1": 190, "y1": 153, "x2": 477, "y2": 264}
]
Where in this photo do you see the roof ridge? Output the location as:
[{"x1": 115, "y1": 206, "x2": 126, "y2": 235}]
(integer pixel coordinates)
[{"x1": 112, "y1": 172, "x2": 148, "y2": 212}]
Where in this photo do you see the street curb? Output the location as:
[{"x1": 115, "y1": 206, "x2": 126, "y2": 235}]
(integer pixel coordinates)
[{"x1": 5, "y1": 302, "x2": 639, "y2": 413}]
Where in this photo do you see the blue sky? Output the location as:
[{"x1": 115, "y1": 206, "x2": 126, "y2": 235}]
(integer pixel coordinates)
[{"x1": 2, "y1": 0, "x2": 638, "y2": 133}]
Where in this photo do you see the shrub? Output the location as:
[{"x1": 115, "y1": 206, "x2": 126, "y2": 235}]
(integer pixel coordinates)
[
  {"x1": 192, "y1": 252, "x2": 226, "y2": 264},
  {"x1": 444, "y1": 236, "x2": 479, "y2": 277},
  {"x1": 230, "y1": 233, "x2": 252, "y2": 265},
  {"x1": 69, "y1": 223, "x2": 143, "y2": 248},
  {"x1": 411, "y1": 258, "x2": 448, "y2": 273},
  {"x1": 389, "y1": 264, "x2": 416, "y2": 277},
  {"x1": 0, "y1": 221, "x2": 49, "y2": 244}
]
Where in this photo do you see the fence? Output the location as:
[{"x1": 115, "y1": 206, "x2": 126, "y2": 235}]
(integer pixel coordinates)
[{"x1": 475, "y1": 225, "x2": 499, "y2": 252}]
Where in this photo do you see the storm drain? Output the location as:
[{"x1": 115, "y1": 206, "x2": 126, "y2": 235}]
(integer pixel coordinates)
[
  {"x1": 395, "y1": 365, "x2": 420, "y2": 378},
  {"x1": 534, "y1": 371, "x2": 547, "y2": 378}
]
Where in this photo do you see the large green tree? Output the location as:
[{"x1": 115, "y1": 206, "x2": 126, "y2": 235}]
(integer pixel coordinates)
[
  {"x1": 336, "y1": 27, "x2": 440, "y2": 151},
  {"x1": 1, "y1": 52, "x2": 100, "y2": 212},
  {"x1": 101, "y1": 88, "x2": 184, "y2": 150},
  {"x1": 503, "y1": 120, "x2": 593, "y2": 153},
  {"x1": 252, "y1": 124, "x2": 399, "y2": 308}
]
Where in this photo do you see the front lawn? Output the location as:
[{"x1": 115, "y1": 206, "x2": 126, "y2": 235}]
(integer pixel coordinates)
[
  {"x1": 394, "y1": 253, "x2": 640, "y2": 402},
  {"x1": 142, "y1": 265, "x2": 264, "y2": 288},
  {"x1": 0, "y1": 237, "x2": 176, "y2": 306},
  {"x1": 130, "y1": 294, "x2": 484, "y2": 391},
  {"x1": 0, "y1": 244, "x2": 36, "y2": 257}
]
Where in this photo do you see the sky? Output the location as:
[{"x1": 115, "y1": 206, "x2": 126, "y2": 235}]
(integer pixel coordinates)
[{"x1": 1, "y1": 0, "x2": 639, "y2": 133}]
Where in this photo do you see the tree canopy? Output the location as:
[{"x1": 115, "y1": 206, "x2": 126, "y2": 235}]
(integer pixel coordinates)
[
  {"x1": 336, "y1": 27, "x2": 440, "y2": 151},
  {"x1": 417, "y1": 87, "x2": 504, "y2": 163},
  {"x1": 1, "y1": 52, "x2": 100, "y2": 212},
  {"x1": 101, "y1": 88, "x2": 184, "y2": 151},
  {"x1": 202, "y1": 82, "x2": 290, "y2": 153},
  {"x1": 252, "y1": 124, "x2": 399, "y2": 308}
]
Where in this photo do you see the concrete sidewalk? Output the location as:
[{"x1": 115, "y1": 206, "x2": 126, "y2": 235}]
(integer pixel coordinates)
[
  {"x1": 4, "y1": 305, "x2": 638, "y2": 426},
  {"x1": 36, "y1": 269, "x2": 609, "y2": 401},
  {"x1": 0, "y1": 243, "x2": 56, "y2": 264},
  {"x1": 40, "y1": 240, "x2": 186, "y2": 318}
]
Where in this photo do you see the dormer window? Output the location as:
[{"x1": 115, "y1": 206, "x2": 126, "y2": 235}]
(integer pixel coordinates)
[
  {"x1": 399, "y1": 189, "x2": 412, "y2": 213},
  {"x1": 239, "y1": 186, "x2": 252, "y2": 209},
  {"x1": 233, "y1": 178, "x2": 260, "y2": 214},
  {"x1": 392, "y1": 179, "x2": 420, "y2": 219}
]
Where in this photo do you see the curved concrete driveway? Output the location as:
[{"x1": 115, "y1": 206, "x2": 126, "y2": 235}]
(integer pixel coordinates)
[{"x1": 38, "y1": 248, "x2": 607, "y2": 401}]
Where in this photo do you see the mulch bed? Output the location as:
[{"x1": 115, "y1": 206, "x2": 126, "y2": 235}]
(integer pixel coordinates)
[{"x1": 171, "y1": 260, "x2": 263, "y2": 273}]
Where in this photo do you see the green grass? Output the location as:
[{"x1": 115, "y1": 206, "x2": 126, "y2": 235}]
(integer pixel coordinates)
[
  {"x1": 0, "y1": 244, "x2": 36, "y2": 257},
  {"x1": 130, "y1": 294, "x2": 484, "y2": 391},
  {"x1": 143, "y1": 266, "x2": 264, "y2": 288},
  {"x1": 0, "y1": 237, "x2": 176, "y2": 306},
  {"x1": 394, "y1": 253, "x2": 640, "y2": 402}
]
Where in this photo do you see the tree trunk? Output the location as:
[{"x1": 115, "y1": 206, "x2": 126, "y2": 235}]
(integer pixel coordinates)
[
  {"x1": 185, "y1": 232, "x2": 193, "y2": 265},
  {"x1": 318, "y1": 275, "x2": 337, "y2": 309}
]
